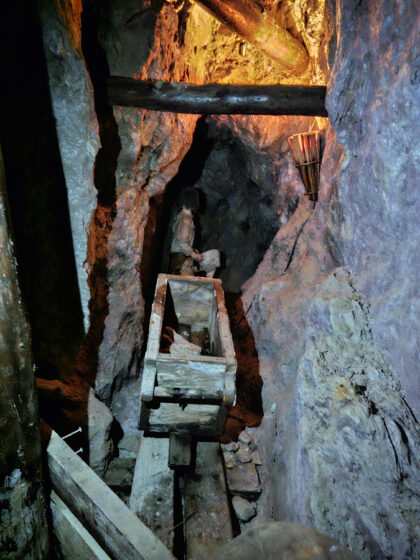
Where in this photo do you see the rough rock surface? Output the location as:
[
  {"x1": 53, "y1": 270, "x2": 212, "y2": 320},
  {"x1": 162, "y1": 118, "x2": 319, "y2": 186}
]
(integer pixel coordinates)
[
  {"x1": 110, "y1": 376, "x2": 143, "y2": 458},
  {"x1": 88, "y1": 389, "x2": 114, "y2": 477},
  {"x1": 95, "y1": 2, "x2": 199, "y2": 402},
  {"x1": 0, "y1": 149, "x2": 49, "y2": 558},
  {"x1": 232, "y1": 496, "x2": 256, "y2": 523},
  {"x1": 325, "y1": 0, "x2": 420, "y2": 418},
  {"x1": 39, "y1": 0, "x2": 100, "y2": 333},
  {"x1": 238, "y1": 2, "x2": 420, "y2": 558},
  {"x1": 215, "y1": 522, "x2": 360, "y2": 560}
]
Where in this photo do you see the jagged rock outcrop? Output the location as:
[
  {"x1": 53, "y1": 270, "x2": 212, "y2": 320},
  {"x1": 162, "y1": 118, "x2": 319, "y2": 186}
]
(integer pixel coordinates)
[{"x1": 39, "y1": 0, "x2": 100, "y2": 333}]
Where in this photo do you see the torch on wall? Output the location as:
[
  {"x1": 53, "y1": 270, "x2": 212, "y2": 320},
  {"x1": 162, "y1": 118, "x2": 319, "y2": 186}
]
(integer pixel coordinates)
[{"x1": 288, "y1": 131, "x2": 323, "y2": 202}]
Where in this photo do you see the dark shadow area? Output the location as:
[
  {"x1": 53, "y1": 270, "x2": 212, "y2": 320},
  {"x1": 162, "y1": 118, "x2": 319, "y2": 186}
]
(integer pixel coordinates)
[
  {"x1": 139, "y1": 117, "x2": 214, "y2": 355},
  {"x1": 77, "y1": 0, "x2": 121, "y2": 398},
  {"x1": 0, "y1": 1, "x2": 85, "y2": 380},
  {"x1": 173, "y1": 471, "x2": 186, "y2": 559},
  {"x1": 222, "y1": 293, "x2": 263, "y2": 441},
  {"x1": 0, "y1": 0, "x2": 90, "y2": 457}
]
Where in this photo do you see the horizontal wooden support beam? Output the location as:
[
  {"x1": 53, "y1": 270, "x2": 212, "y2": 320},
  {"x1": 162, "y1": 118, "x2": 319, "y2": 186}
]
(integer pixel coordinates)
[{"x1": 107, "y1": 77, "x2": 328, "y2": 117}]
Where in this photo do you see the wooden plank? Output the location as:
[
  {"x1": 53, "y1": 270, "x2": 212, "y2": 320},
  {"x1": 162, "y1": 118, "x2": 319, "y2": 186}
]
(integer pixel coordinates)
[
  {"x1": 47, "y1": 430, "x2": 174, "y2": 560},
  {"x1": 214, "y1": 281, "x2": 236, "y2": 366},
  {"x1": 214, "y1": 281, "x2": 237, "y2": 405},
  {"x1": 167, "y1": 276, "x2": 214, "y2": 330},
  {"x1": 129, "y1": 437, "x2": 174, "y2": 551},
  {"x1": 147, "y1": 403, "x2": 225, "y2": 437},
  {"x1": 50, "y1": 491, "x2": 111, "y2": 560},
  {"x1": 141, "y1": 275, "x2": 168, "y2": 401},
  {"x1": 154, "y1": 386, "x2": 224, "y2": 404},
  {"x1": 208, "y1": 294, "x2": 222, "y2": 356},
  {"x1": 184, "y1": 443, "x2": 233, "y2": 560},
  {"x1": 168, "y1": 434, "x2": 192, "y2": 468},
  {"x1": 107, "y1": 78, "x2": 328, "y2": 117},
  {"x1": 156, "y1": 357, "x2": 226, "y2": 394}
]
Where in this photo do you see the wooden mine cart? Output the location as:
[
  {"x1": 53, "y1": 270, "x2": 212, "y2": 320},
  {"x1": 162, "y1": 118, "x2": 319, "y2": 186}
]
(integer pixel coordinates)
[{"x1": 139, "y1": 274, "x2": 236, "y2": 466}]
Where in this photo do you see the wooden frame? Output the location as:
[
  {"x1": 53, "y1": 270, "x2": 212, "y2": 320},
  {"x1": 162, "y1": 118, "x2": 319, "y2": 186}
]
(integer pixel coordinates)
[{"x1": 140, "y1": 274, "x2": 236, "y2": 438}]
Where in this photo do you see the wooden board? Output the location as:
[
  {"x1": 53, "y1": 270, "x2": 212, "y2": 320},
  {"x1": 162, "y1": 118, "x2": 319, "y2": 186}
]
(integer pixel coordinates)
[
  {"x1": 129, "y1": 437, "x2": 174, "y2": 551},
  {"x1": 167, "y1": 276, "x2": 215, "y2": 331},
  {"x1": 168, "y1": 434, "x2": 192, "y2": 468},
  {"x1": 156, "y1": 355, "x2": 226, "y2": 395},
  {"x1": 147, "y1": 403, "x2": 226, "y2": 437},
  {"x1": 184, "y1": 443, "x2": 233, "y2": 560},
  {"x1": 47, "y1": 430, "x2": 174, "y2": 560},
  {"x1": 50, "y1": 491, "x2": 111, "y2": 560}
]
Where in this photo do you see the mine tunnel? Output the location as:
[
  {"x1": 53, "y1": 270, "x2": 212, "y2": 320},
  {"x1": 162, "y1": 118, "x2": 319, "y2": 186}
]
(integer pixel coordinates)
[{"x1": 0, "y1": 1, "x2": 419, "y2": 560}]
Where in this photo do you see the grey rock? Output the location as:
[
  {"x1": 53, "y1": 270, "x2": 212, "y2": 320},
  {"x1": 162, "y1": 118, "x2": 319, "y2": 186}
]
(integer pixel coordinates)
[
  {"x1": 236, "y1": 447, "x2": 253, "y2": 464},
  {"x1": 251, "y1": 451, "x2": 263, "y2": 466},
  {"x1": 325, "y1": 0, "x2": 420, "y2": 420},
  {"x1": 39, "y1": 0, "x2": 99, "y2": 333},
  {"x1": 215, "y1": 522, "x2": 360, "y2": 560},
  {"x1": 232, "y1": 496, "x2": 256, "y2": 523},
  {"x1": 222, "y1": 441, "x2": 239, "y2": 453},
  {"x1": 88, "y1": 390, "x2": 114, "y2": 477},
  {"x1": 244, "y1": 266, "x2": 420, "y2": 560},
  {"x1": 225, "y1": 461, "x2": 261, "y2": 499},
  {"x1": 111, "y1": 376, "x2": 143, "y2": 458},
  {"x1": 104, "y1": 457, "x2": 135, "y2": 490},
  {"x1": 238, "y1": 431, "x2": 252, "y2": 445}
]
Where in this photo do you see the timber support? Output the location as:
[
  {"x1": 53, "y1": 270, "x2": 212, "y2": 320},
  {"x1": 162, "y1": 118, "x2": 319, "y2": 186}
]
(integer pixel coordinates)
[{"x1": 107, "y1": 78, "x2": 328, "y2": 117}]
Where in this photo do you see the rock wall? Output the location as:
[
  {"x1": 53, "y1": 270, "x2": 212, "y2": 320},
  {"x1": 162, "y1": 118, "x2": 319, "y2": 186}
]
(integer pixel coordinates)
[
  {"x1": 326, "y1": 0, "x2": 420, "y2": 419},
  {"x1": 0, "y1": 148, "x2": 49, "y2": 558},
  {"x1": 39, "y1": 0, "x2": 100, "y2": 334},
  {"x1": 241, "y1": 1, "x2": 420, "y2": 558},
  {"x1": 95, "y1": 1, "x2": 199, "y2": 402}
]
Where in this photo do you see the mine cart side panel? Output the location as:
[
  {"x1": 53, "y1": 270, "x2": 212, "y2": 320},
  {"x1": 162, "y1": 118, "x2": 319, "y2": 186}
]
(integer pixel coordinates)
[
  {"x1": 214, "y1": 281, "x2": 237, "y2": 405},
  {"x1": 146, "y1": 403, "x2": 227, "y2": 437},
  {"x1": 166, "y1": 276, "x2": 214, "y2": 331},
  {"x1": 156, "y1": 355, "x2": 226, "y2": 396},
  {"x1": 141, "y1": 275, "x2": 168, "y2": 402}
]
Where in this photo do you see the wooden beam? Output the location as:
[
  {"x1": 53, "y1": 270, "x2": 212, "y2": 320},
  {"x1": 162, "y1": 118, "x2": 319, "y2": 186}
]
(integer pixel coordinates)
[
  {"x1": 107, "y1": 77, "x2": 328, "y2": 117},
  {"x1": 194, "y1": 0, "x2": 309, "y2": 75},
  {"x1": 47, "y1": 430, "x2": 174, "y2": 560},
  {"x1": 184, "y1": 442, "x2": 233, "y2": 559},
  {"x1": 50, "y1": 491, "x2": 111, "y2": 560},
  {"x1": 129, "y1": 436, "x2": 174, "y2": 551}
]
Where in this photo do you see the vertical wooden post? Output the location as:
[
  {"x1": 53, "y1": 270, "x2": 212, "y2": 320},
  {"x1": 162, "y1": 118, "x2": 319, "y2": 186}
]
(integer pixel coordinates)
[{"x1": 0, "y1": 146, "x2": 50, "y2": 558}]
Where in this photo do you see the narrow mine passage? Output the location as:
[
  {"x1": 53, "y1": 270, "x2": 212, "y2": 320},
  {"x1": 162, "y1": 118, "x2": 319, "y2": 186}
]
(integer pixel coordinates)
[{"x1": 3, "y1": 1, "x2": 419, "y2": 559}]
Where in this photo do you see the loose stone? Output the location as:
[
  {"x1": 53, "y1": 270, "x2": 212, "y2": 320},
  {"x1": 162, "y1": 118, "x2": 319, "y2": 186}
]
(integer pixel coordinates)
[
  {"x1": 232, "y1": 496, "x2": 257, "y2": 522},
  {"x1": 236, "y1": 448, "x2": 252, "y2": 463},
  {"x1": 222, "y1": 442, "x2": 239, "y2": 453},
  {"x1": 238, "y1": 431, "x2": 252, "y2": 445},
  {"x1": 251, "y1": 451, "x2": 263, "y2": 465}
]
